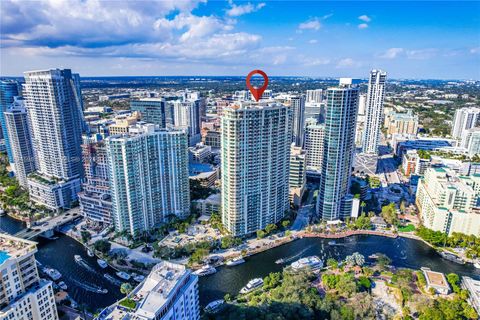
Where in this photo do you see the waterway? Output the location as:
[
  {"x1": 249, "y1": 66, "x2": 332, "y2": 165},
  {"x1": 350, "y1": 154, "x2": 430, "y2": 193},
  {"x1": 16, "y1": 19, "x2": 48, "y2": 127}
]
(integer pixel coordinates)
[{"x1": 3, "y1": 215, "x2": 480, "y2": 310}]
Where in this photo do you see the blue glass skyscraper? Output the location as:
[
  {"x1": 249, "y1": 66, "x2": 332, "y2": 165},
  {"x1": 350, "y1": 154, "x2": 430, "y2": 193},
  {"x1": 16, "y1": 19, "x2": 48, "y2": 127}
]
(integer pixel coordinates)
[{"x1": 0, "y1": 80, "x2": 19, "y2": 163}]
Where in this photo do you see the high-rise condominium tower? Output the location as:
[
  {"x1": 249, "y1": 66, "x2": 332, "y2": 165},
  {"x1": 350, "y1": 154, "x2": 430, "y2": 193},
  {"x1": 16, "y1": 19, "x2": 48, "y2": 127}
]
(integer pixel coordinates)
[
  {"x1": 106, "y1": 124, "x2": 190, "y2": 237},
  {"x1": 451, "y1": 107, "x2": 480, "y2": 140},
  {"x1": 173, "y1": 100, "x2": 201, "y2": 146},
  {"x1": 130, "y1": 98, "x2": 167, "y2": 128},
  {"x1": 305, "y1": 123, "x2": 325, "y2": 171},
  {"x1": 221, "y1": 102, "x2": 291, "y2": 236},
  {"x1": 23, "y1": 69, "x2": 85, "y2": 211},
  {"x1": 4, "y1": 97, "x2": 36, "y2": 188},
  {"x1": 317, "y1": 79, "x2": 359, "y2": 221},
  {"x1": 288, "y1": 95, "x2": 305, "y2": 147},
  {"x1": 0, "y1": 80, "x2": 19, "y2": 164},
  {"x1": 362, "y1": 70, "x2": 387, "y2": 154}
]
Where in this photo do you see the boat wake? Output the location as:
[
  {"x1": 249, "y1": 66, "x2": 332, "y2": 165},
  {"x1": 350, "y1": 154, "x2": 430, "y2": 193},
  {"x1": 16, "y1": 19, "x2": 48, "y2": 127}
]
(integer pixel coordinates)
[
  {"x1": 75, "y1": 259, "x2": 96, "y2": 273},
  {"x1": 275, "y1": 245, "x2": 314, "y2": 264},
  {"x1": 71, "y1": 279, "x2": 108, "y2": 294},
  {"x1": 104, "y1": 273, "x2": 122, "y2": 286}
]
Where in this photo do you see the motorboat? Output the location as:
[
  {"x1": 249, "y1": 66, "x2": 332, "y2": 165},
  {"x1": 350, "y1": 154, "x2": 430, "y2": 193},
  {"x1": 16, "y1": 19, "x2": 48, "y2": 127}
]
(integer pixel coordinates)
[
  {"x1": 87, "y1": 249, "x2": 94, "y2": 257},
  {"x1": 328, "y1": 240, "x2": 336, "y2": 245},
  {"x1": 204, "y1": 299, "x2": 224, "y2": 313},
  {"x1": 44, "y1": 268, "x2": 62, "y2": 281},
  {"x1": 97, "y1": 259, "x2": 108, "y2": 269},
  {"x1": 275, "y1": 258, "x2": 285, "y2": 264},
  {"x1": 290, "y1": 256, "x2": 323, "y2": 271},
  {"x1": 58, "y1": 281, "x2": 68, "y2": 290},
  {"x1": 240, "y1": 278, "x2": 263, "y2": 294},
  {"x1": 193, "y1": 265, "x2": 217, "y2": 276},
  {"x1": 134, "y1": 275, "x2": 145, "y2": 282},
  {"x1": 74, "y1": 255, "x2": 83, "y2": 262},
  {"x1": 474, "y1": 261, "x2": 480, "y2": 269},
  {"x1": 368, "y1": 254, "x2": 379, "y2": 259},
  {"x1": 226, "y1": 257, "x2": 245, "y2": 267},
  {"x1": 116, "y1": 271, "x2": 131, "y2": 280},
  {"x1": 439, "y1": 251, "x2": 465, "y2": 264}
]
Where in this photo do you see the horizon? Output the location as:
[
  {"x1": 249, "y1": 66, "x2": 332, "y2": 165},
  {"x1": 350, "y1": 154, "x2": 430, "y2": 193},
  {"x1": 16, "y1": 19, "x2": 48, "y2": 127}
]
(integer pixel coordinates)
[{"x1": 1, "y1": 0, "x2": 479, "y2": 80}]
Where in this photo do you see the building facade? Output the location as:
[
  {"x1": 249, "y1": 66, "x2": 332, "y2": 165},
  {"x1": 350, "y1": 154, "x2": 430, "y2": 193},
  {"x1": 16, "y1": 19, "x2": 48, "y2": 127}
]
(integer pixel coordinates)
[
  {"x1": 4, "y1": 97, "x2": 36, "y2": 188},
  {"x1": 304, "y1": 123, "x2": 325, "y2": 171},
  {"x1": 0, "y1": 234, "x2": 58, "y2": 320},
  {"x1": 23, "y1": 69, "x2": 85, "y2": 211},
  {"x1": 451, "y1": 107, "x2": 480, "y2": 140},
  {"x1": 221, "y1": 102, "x2": 291, "y2": 236},
  {"x1": 0, "y1": 80, "x2": 19, "y2": 164},
  {"x1": 306, "y1": 89, "x2": 323, "y2": 103},
  {"x1": 173, "y1": 100, "x2": 201, "y2": 146},
  {"x1": 131, "y1": 98, "x2": 167, "y2": 128},
  {"x1": 287, "y1": 95, "x2": 305, "y2": 148},
  {"x1": 78, "y1": 134, "x2": 112, "y2": 224},
  {"x1": 362, "y1": 70, "x2": 387, "y2": 154},
  {"x1": 416, "y1": 167, "x2": 480, "y2": 236},
  {"x1": 106, "y1": 124, "x2": 190, "y2": 237},
  {"x1": 385, "y1": 110, "x2": 419, "y2": 136},
  {"x1": 289, "y1": 146, "x2": 306, "y2": 207},
  {"x1": 317, "y1": 80, "x2": 359, "y2": 221},
  {"x1": 97, "y1": 261, "x2": 199, "y2": 320}
]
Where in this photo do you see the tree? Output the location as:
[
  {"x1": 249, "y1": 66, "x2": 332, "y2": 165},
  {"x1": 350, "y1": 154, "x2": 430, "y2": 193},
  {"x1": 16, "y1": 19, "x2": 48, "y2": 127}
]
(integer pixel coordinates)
[
  {"x1": 265, "y1": 223, "x2": 277, "y2": 235},
  {"x1": 256, "y1": 230, "x2": 266, "y2": 239},
  {"x1": 93, "y1": 239, "x2": 111, "y2": 254},
  {"x1": 80, "y1": 231, "x2": 92, "y2": 244},
  {"x1": 376, "y1": 253, "x2": 392, "y2": 269},
  {"x1": 447, "y1": 273, "x2": 460, "y2": 293},
  {"x1": 381, "y1": 203, "x2": 398, "y2": 225},
  {"x1": 345, "y1": 252, "x2": 365, "y2": 266},
  {"x1": 189, "y1": 248, "x2": 209, "y2": 265},
  {"x1": 327, "y1": 258, "x2": 339, "y2": 270},
  {"x1": 282, "y1": 220, "x2": 290, "y2": 229},
  {"x1": 120, "y1": 282, "x2": 133, "y2": 295}
]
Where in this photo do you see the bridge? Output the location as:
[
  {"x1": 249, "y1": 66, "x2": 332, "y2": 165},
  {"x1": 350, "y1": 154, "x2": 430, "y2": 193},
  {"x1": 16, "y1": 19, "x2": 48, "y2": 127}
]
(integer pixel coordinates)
[{"x1": 14, "y1": 207, "x2": 82, "y2": 240}]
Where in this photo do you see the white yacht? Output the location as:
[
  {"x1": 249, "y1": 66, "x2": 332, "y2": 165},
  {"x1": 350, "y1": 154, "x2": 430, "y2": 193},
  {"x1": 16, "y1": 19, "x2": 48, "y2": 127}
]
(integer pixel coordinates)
[
  {"x1": 58, "y1": 281, "x2": 68, "y2": 290},
  {"x1": 226, "y1": 257, "x2": 245, "y2": 267},
  {"x1": 240, "y1": 278, "x2": 263, "y2": 294},
  {"x1": 205, "y1": 300, "x2": 224, "y2": 313},
  {"x1": 116, "y1": 271, "x2": 131, "y2": 280},
  {"x1": 193, "y1": 265, "x2": 217, "y2": 276},
  {"x1": 474, "y1": 261, "x2": 480, "y2": 269},
  {"x1": 97, "y1": 259, "x2": 108, "y2": 269},
  {"x1": 133, "y1": 275, "x2": 145, "y2": 282},
  {"x1": 74, "y1": 255, "x2": 82, "y2": 262},
  {"x1": 44, "y1": 268, "x2": 62, "y2": 281},
  {"x1": 290, "y1": 256, "x2": 323, "y2": 271}
]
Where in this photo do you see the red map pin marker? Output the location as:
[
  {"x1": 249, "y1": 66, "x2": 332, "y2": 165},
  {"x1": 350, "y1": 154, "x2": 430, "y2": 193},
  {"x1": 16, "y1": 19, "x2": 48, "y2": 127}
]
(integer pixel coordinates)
[{"x1": 246, "y1": 69, "x2": 269, "y2": 102}]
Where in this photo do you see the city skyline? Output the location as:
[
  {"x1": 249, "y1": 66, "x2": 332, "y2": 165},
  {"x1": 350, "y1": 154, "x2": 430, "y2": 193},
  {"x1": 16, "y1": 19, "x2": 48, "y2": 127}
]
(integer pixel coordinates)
[{"x1": 1, "y1": 0, "x2": 479, "y2": 79}]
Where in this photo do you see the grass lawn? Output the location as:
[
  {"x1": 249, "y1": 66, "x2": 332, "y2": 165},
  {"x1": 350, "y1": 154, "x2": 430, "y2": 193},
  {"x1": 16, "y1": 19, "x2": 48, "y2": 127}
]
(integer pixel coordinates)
[
  {"x1": 398, "y1": 224, "x2": 415, "y2": 232},
  {"x1": 119, "y1": 298, "x2": 136, "y2": 309}
]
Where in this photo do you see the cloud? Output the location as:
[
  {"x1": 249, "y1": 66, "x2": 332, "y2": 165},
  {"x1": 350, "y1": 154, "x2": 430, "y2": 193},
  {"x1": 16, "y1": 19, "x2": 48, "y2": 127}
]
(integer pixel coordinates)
[
  {"x1": 308, "y1": 39, "x2": 318, "y2": 44},
  {"x1": 406, "y1": 48, "x2": 438, "y2": 60},
  {"x1": 358, "y1": 15, "x2": 371, "y2": 22},
  {"x1": 226, "y1": 2, "x2": 266, "y2": 17},
  {"x1": 379, "y1": 48, "x2": 404, "y2": 59},
  {"x1": 298, "y1": 18, "x2": 321, "y2": 31},
  {"x1": 470, "y1": 47, "x2": 480, "y2": 54},
  {"x1": 336, "y1": 58, "x2": 361, "y2": 68},
  {"x1": 300, "y1": 57, "x2": 330, "y2": 67},
  {"x1": 358, "y1": 23, "x2": 368, "y2": 29}
]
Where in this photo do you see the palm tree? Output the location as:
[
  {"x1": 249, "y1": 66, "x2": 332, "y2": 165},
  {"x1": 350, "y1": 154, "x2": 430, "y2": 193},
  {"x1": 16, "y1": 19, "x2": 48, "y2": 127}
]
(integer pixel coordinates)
[{"x1": 360, "y1": 201, "x2": 366, "y2": 216}]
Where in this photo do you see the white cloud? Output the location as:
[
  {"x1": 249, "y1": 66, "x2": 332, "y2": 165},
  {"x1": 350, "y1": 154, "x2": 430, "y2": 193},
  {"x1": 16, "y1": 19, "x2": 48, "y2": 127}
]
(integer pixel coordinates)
[
  {"x1": 358, "y1": 15, "x2": 371, "y2": 22},
  {"x1": 470, "y1": 47, "x2": 480, "y2": 54},
  {"x1": 379, "y1": 48, "x2": 404, "y2": 59},
  {"x1": 298, "y1": 18, "x2": 321, "y2": 31},
  {"x1": 301, "y1": 57, "x2": 330, "y2": 67},
  {"x1": 336, "y1": 58, "x2": 361, "y2": 68},
  {"x1": 308, "y1": 39, "x2": 318, "y2": 44},
  {"x1": 226, "y1": 2, "x2": 266, "y2": 17},
  {"x1": 406, "y1": 48, "x2": 437, "y2": 60},
  {"x1": 358, "y1": 23, "x2": 368, "y2": 29}
]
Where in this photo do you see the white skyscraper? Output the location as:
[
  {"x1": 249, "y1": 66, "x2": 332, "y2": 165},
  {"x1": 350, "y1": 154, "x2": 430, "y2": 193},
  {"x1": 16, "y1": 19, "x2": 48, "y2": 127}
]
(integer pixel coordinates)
[
  {"x1": 287, "y1": 95, "x2": 305, "y2": 147},
  {"x1": 362, "y1": 70, "x2": 387, "y2": 154},
  {"x1": 106, "y1": 124, "x2": 190, "y2": 237},
  {"x1": 221, "y1": 102, "x2": 291, "y2": 236},
  {"x1": 451, "y1": 107, "x2": 480, "y2": 140},
  {"x1": 0, "y1": 234, "x2": 58, "y2": 320},
  {"x1": 4, "y1": 97, "x2": 36, "y2": 188},
  {"x1": 306, "y1": 89, "x2": 323, "y2": 103},
  {"x1": 305, "y1": 123, "x2": 325, "y2": 171},
  {"x1": 317, "y1": 79, "x2": 359, "y2": 221},
  {"x1": 23, "y1": 69, "x2": 85, "y2": 211},
  {"x1": 173, "y1": 100, "x2": 201, "y2": 146}
]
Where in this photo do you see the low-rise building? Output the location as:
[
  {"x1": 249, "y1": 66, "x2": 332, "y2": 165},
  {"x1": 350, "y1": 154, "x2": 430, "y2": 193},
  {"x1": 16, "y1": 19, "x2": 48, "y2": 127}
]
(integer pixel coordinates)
[
  {"x1": 461, "y1": 276, "x2": 480, "y2": 314},
  {"x1": 108, "y1": 111, "x2": 141, "y2": 135},
  {"x1": 385, "y1": 110, "x2": 418, "y2": 136},
  {"x1": 193, "y1": 193, "x2": 221, "y2": 216},
  {"x1": 416, "y1": 167, "x2": 480, "y2": 236},
  {"x1": 27, "y1": 174, "x2": 81, "y2": 212},
  {"x1": 97, "y1": 261, "x2": 199, "y2": 320},
  {"x1": 0, "y1": 234, "x2": 58, "y2": 320},
  {"x1": 189, "y1": 143, "x2": 212, "y2": 163},
  {"x1": 422, "y1": 267, "x2": 450, "y2": 295}
]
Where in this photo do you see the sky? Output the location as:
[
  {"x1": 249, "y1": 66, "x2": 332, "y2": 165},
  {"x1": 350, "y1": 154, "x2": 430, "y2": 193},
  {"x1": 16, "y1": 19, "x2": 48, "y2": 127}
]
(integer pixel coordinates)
[{"x1": 1, "y1": 0, "x2": 479, "y2": 79}]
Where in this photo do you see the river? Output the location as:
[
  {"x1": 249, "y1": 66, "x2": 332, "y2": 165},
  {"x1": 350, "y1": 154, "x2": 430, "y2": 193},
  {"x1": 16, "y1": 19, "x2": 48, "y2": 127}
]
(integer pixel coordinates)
[{"x1": 2, "y1": 215, "x2": 480, "y2": 311}]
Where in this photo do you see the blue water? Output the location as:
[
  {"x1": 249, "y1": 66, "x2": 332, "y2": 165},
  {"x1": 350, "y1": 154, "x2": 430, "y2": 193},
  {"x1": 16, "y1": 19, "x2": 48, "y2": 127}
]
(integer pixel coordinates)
[{"x1": 0, "y1": 251, "x2": 11, "y2": 265}]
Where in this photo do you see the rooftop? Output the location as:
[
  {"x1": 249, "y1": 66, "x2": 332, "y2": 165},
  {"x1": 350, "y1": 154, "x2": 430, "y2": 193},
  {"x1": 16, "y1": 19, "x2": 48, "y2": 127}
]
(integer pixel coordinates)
[
  {"x1": 423, "y1": 268, "x2": 449, "y2": 288},
  {"x1": 0, "y1": 234, "x2": 37, "y2": 266}
]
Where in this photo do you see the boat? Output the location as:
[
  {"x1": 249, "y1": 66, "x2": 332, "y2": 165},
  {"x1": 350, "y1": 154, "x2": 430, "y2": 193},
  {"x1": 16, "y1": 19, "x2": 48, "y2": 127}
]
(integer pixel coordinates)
[
  {"x1": 275, "y1": 258, "x2": 285, "y2": 264},
  {"x1": 439, "y1": 251, "x2": 465, "y2": 264},
  {"x1": 97, "y1": 288, "x2": 108, "y2": 294},
  {"x1": 0, "y1": 210, "x2": 5, "y2": 216},
  {"x1": 44, "y1": 268, "x2": 62, "y2": 281},
  {"x1": 134, "y1": 275, "x2": 145, "y2": 282},
  {"x1": 74, "y1": 255, "x2": 82, "y2": 262},
  {"x1": 58, "y1": 281, "x2": 68, "y2": 290},
  {"x1": 87, "y1": 249, "x2": 94, "y2": 257},
  {"x1": 474, "y1": 261, "x2": 480, "y2": 269},
  {"x1": 226, "y1": 257, "x2": 245, "y2": 267},
  {"x1": 328, "y1": 240, "x2": 336, "y2": 245},
  {"x1": 240, "y1": 278, "x2": 264, "y2": 294},
  {"x1": 116, "y1": 271, "x2": 131, "y2": 281},
  {"x1": 368, "y1": 254, "x2": 379, "y2": 259},
  {"x1": 97, "y1": 259, "x2": 108, "y2": 269},
  {"x1": 193, "y1": 265, "x2": 217, "y2": 276},
  {"x1": 204, "y1": 299, "x2": 224, "y2": 313},
  {"x1": 290, "y1": 256, "x2": 323, "y2": 271}
]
